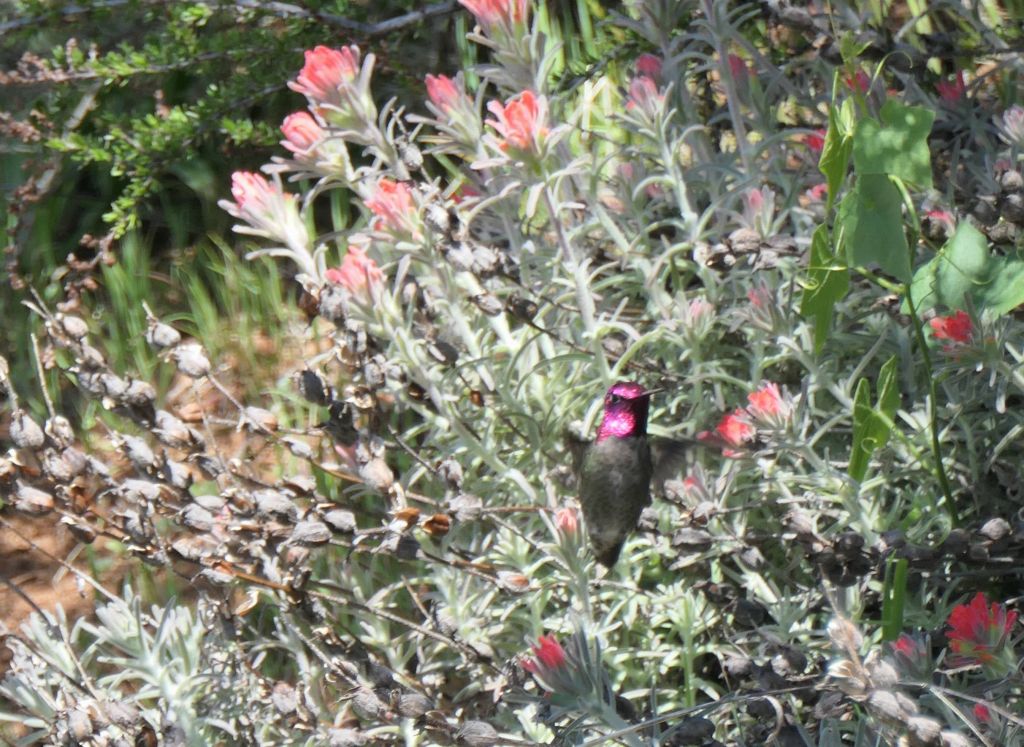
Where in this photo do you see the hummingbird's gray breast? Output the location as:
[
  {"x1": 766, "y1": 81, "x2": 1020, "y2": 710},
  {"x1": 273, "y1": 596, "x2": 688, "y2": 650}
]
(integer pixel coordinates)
[{"x1": 579, "y1": 435, "x2": 653, "y2": 565}]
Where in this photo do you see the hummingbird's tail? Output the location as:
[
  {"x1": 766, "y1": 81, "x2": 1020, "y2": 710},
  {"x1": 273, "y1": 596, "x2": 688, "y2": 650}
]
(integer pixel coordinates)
[{"x1": 594, "y1": 541, "x2": 624, "y2": 567}]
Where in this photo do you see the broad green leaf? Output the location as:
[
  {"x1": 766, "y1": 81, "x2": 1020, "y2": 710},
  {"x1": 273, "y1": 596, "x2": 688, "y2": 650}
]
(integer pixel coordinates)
[
  {"x1": 819, "y1": 104, "x2": 853, "y2": 211},
  {"x1": 839, "y1": 174, "x2": 911, "y2": 282},
  {"x1": 853, "y1": 100, "x2": 935, "y2": 189},
  {"x1": 906, "y1": 222, "x2": 1024, "y2": 315},
  {"x1": 800, "y1": 224, "x2": 849, "y2": 352},
  {"x1": 977, "y1": 258, "x2": 1024, "y2": 315}
]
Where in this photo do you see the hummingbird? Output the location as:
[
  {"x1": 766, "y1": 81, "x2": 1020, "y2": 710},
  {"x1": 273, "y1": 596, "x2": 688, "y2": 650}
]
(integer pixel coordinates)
[{"x1": 576, "y1": 381, "x2": 685, "y2": 567}]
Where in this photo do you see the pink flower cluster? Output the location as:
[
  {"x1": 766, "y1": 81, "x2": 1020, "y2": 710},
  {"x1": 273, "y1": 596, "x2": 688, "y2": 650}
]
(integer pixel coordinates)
[
  {"x1": 626, "y1": 53, "x2": 665, "y2": 117},
  {"x1": 324, "y1": 244, "x2": 383, "y2": 301},
  {"x1": 220, "y1": 172, "x2": 311, "y2": 269},
  {"x1": 459, "y1": 0, "x2": 529, "y2": 33},
  {"x1": 288, "y1": 45, "x2": 376, "y2": 137},
  {"x1": 929, "y1": 310, "x2": 973, "y2": 345},
  {"x1": 364, "y1": 178, "x2": 421, "y2": 239},
  {"x1": 486, "y1": 90, "x2": 548, "y2": 153},
  {"x1": 698, "y1": 382, "x2": 792, "y2": 457},
  {"x1": 946, "y1": 592, "x2": 1017, "y2": 668}
]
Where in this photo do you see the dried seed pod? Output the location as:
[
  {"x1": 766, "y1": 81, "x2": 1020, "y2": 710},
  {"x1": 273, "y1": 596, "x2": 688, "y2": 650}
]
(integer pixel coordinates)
[
  {"x1": 471, "y1": 245, "x2": 501, "y2": 276},
  {"x1": 323, "y1": 509, "x2": 357, "y2": 533},
  {"x1": 282, "y1": 436, "x2": 315, "y2": 460},
  {"x1": 1003, "y1": 192, "x2": 1024, "y2": 224},
  {"x1": 67, "y1": 707, "x2": 94, "y2": 741},
  {"x1": 906, "y1": 716, "x2": 941, "y2": 745},
  {"x1": 448, "y1": 493, "x2": 482, "y2": 521},
  {"x1": 243, "y1": 406, "x2": 278, "y2": 433},
  {"x1": 455, "y1": 720, "x2": 499, "y2": 747},
  {"x1": 160, "y1": 459, "x2": 192, "y2": 490},
  {"x1": 424, "y1": 203, "x2": 451, "y2": 235},
  {"x1": 472, "y1": 293, "x2": 503, "y2": 316},
  {"x1": 399, "y1": 140, "x2": 423, "y2": 173},
  {"x1": 351, "y1": 688, "x2": 389, "y2": 722},
  {"x1": 358, "y1": 452, "x2": 394, "y2": 492},
  {"x1": 297, "y1": 369, "x2": 333, "y2": 405},
  {"x1": 422, "y1": 514, "x2": 452, "y2": 537},
  {"x1": 171, "y1": 535, "x2": 219, "y2": 562},
  {"x1": 979, "y1": 517, "x2": 1011, "y2": 542},
  {"x1": 254, "y1": 489, "x2": 299, "y2": 520},
  {"x1": 122, "y1": 435, "x2": 159, "y2": 472},
  {"x1": 271, "y1": 682, "x2": 299, "y2": 715},
  {"x1": 443, "y1": 240, "x2": 475, "y2": 272},
  {"x1": 427, "y1": 340, "x2": 459, "y2": 365},
  {"x1": 436, "y1": 458, "x2": 463, "y2": 489},
  {"x1": 58, "y1": 315, "x2": 89, "y2": 340},
  {"x1": 180, "y1": 504, "x2": 215, "y2": 532},
  {"x1": 396, "y1": 692, "x2": 433, "y2": 719},
  {"x1": 45, "y1": 415, "x2": 75, "y2": 448},
  {"x1": 671, "y1": 528, "x2": 713, "y2": 552},
  {"x1": 145, "y1": 320, "x2": 181, "y2": 349},
  {"x1": 291, "y1": 519, "x2": 331, "y2": 545},
  {"x1": 10, "y1": 410, "x2": 45, "y2": 449},
  {"x1": 1001, "y1": 169, "x2": 1024, "y2": 193},
  {"x1": 78, "y1": 345, "x2": 105, "y2": 368},
  {"x1": 154, "y1": 410, "x2": 201, "y2": 450},
  {"x1": 496, "y1": 571, "x2": 530, "y2": 594},
  {"x1": 124, "y1": 379, "x2": 156, "y2": 408},
  {"x1": 42, "y1": 450, "x2": 77, "y2": 482},
  {"x1": 505, "y1": 294, "x2": 538, "y2": 322},
  {"x1": 99, "y1": 373, "x2": 129, "y2": 400},
  {"x1": 318, "y1": 284, "x2": 347, "y2": 324},
  {"x1": 14, "y1": 481, "x2": 54, "y2": 514},
  {"x1": 61, "y1": 515, "x2": 97, "y2": 544},
  {"x1": 172, "y1": 344, "x2": 211, "y2": 378},
  {"x1": 392, "y1": 507, "x2": 421, "y2": 525}
]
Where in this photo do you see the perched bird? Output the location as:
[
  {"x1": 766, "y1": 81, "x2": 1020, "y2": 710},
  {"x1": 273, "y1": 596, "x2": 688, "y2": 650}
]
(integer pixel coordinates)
[{"x1": 577, "y1": 381, "x2": 685, "y2": 567}]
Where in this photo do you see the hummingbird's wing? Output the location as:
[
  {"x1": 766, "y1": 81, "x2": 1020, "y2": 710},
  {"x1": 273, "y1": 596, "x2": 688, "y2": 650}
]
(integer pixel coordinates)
[
  {"x1": 648, "y1": 436, "x2": 696, "y2": 491},
  {"x1": 563, "y1": 424, "x2": 590, "y2": 477}
]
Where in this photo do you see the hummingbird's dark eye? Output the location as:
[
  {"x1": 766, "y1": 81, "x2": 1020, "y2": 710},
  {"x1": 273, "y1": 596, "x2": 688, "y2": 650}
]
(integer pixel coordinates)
[{"x1": 608, "y1": 394, "x2": 621, "y2": 404}]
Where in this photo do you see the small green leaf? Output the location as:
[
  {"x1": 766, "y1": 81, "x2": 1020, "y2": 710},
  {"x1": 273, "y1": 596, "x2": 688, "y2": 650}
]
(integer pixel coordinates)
[
  {"x1": 853, "y1": 100, "x2": 935, "y2": 189},
  {"x1": 819, "y1": 104, "x2": 853, "y2": 211},
  {"x1": 839, "y1": 174, "x2": 911, "y2": 282},
  {"x1": 849, "y1": 356, "x2": 899, "y2": 483},
  {"x1": 800, "y1": 224, "x2": 849, "y2": 352},
  {"x1": 849, "y1": 378, "x2": 874, "y2": 482}
]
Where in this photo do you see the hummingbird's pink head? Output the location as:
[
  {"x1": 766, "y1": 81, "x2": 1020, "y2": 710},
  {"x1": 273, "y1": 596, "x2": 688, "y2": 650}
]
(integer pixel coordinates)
[{"x1": 596, "y1": 381, "x2": 654, "y2": 441}]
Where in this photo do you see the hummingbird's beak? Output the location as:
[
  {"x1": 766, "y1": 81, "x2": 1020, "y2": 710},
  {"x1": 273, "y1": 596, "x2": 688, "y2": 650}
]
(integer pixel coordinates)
[{"x1": 643, "y1": 387, "x2": 664, "y2": 397}]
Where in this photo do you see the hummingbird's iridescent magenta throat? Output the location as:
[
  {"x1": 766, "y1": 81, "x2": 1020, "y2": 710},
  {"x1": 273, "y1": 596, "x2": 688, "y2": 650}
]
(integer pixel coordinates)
[{"x1": 595, "y1": 382, "x2": 651, "y2": 442}]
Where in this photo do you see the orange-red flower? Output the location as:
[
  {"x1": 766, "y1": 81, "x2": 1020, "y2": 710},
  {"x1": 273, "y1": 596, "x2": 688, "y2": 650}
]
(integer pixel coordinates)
[
  {"x1": 698, "y1": 409, "x2": 755, "y2": 457},
  {"x1": 626, "y1": 75, "x2": 663, "y2": 115},
  {"x1": 844, "y1": 70, "x2": 870, "y2": 94},
  {"x1": 929, "y1": 310, "x2": 973, "y2": 344},
  {"x1": 522, "y1": 635, "x2": 567, "y2": 673},
  {"x1": 974, "y1": 703, "x2": 991, "y2": 723},
  {"x1": 555, "y1": 507, "x2": 578, "y2": 536},
  {"x1": 635, "y1": 53, "x2": 663, "y2": 81},
  {"x1": 281, "y1": 112, "x2": 325, "y2": 154},
  {"x1": 459, "y1": 0, "x2": 529, "y2": 30},
  {"x1": 947, "y1": 592, "x2": 1017, "y2": 666},
  {"x1": 325, "y1": 245, "x2": 383, "y2": 298},
  {"x1": 425, "y1": 74, "x2": 463, "y2": 115},
  {"x1": 747, "y1": 382, "x2": 790, "y2": 422},
  {"x1": 289, "y1": 46, "x2": 360, "y2": 103},
  {"x1": 805, "y1": 128, "x2": 826, "y2": 153},
  {"x1": 365, "y1": 178, "x2": 420, "y2": 238},
  {"x1": 486, "y1": 90, "x2": 548, "y2": 152}
]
